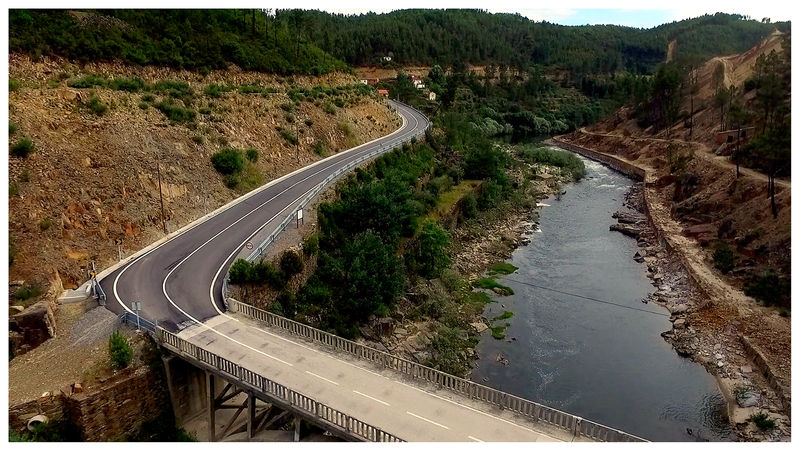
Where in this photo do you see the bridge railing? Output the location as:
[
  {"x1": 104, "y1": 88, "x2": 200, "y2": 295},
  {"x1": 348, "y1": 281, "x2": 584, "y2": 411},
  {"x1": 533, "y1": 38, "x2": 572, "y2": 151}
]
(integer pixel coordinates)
[
  {"x1": 118, "y1": 311, "x2": 158, "y2": 333},
  {"x1": 156, "y1": 327, "x2": 403, "y2": 442},
  {"x1": 227, "y1": 299, "x2": 645, "y2": 442}
]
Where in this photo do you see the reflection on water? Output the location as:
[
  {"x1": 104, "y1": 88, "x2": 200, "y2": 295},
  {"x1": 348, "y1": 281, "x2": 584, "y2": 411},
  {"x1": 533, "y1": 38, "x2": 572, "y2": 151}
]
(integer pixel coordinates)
[{"x1": 471, "y1": 155, "x2": 733, "y2": 442}]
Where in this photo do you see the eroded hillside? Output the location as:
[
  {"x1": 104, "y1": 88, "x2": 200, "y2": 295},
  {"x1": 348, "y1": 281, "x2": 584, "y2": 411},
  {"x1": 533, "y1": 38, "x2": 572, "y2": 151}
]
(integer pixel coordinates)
[{"x1": 8, "y1": 54, "x2": 401, "y2": 300}]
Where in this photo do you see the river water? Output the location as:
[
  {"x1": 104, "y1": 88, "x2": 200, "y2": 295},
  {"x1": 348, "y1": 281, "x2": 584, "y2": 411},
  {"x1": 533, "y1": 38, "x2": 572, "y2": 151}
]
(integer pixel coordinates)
[{"x1": 471, "y1": 155, "x2": 733, "y2": 442}]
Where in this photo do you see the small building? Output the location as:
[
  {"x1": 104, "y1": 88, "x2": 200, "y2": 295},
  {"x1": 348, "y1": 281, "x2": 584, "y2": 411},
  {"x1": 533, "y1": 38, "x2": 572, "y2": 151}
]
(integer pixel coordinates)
[
  {"x1": 714, "y1": 127, "x2": 756, "y2": 145},
  {"x1": 359, "y1": 79, "x2": 368, "y2": 85},
  {"x1": 365, "y1": 78, "x2": 380, "y2": 86},
  {"x1": 382, "y1": 56, "x2": 392, "y2": 62},
  {"x1": 428, "y1": 91, "x2": 437, "y2": 101},
  {"x1": 413, "y1": 80, "x2": 425, "y2": 89},
  {"x1": 378, "y1": 89, "x2": 389, "y2": 97}
]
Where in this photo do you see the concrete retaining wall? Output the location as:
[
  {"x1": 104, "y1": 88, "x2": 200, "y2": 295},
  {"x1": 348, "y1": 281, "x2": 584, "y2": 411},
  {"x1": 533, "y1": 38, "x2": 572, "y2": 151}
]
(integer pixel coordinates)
[{"x1": 549, "y1": 138, "x2": 646, "y2": 181}]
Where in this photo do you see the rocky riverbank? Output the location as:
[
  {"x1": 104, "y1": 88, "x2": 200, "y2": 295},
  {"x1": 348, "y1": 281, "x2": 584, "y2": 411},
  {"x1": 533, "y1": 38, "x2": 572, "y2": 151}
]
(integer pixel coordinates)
[{"x1": 610, "y1": 182, "x2": 790, "y2": 441}]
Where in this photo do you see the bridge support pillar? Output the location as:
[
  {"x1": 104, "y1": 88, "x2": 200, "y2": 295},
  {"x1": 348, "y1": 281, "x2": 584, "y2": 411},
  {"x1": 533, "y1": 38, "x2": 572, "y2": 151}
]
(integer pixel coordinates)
[
  {"x1": 207, "y1": 371, "x2": 216, "y2": 442},
  {"x1": 293, "y1": 417, "x2": 301, "y2": 442},
  {"x1": 247, "y1": 392, "x2": 256, "y2": 439},
  {"x1": 161, "y1": 355, "x2": 181, "y2": 424}
]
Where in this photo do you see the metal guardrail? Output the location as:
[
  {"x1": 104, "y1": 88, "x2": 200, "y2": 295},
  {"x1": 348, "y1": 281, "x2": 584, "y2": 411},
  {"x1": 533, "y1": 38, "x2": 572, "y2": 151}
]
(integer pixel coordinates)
[
  {"x1": 227, "y1": 299, "x2": 646, "y2": 443},
  {"x1": 92, "y1": 277, "x2": 107, "y2": 306},
  {"x1": 157, "y1": 327, "x2": 403, "y2": 442},
  {"x1": 118, "y1": 311, "x2": 158, "y2": 333},
  {"x1": 220, "y1": 101, "x2": 430, "y2": 297}
]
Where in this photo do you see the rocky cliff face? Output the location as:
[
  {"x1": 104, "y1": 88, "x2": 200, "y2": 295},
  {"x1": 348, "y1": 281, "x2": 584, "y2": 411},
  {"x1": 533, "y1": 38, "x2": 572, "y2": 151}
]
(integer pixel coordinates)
[{"x1": 8, "y1": 54, "x2": 400, "y2": 303}]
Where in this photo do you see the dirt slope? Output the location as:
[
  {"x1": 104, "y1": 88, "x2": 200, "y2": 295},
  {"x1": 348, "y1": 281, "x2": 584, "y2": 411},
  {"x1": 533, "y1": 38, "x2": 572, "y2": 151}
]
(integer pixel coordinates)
[{"x1": 8, "y1": 54, "x2": 401, "y2": 299}]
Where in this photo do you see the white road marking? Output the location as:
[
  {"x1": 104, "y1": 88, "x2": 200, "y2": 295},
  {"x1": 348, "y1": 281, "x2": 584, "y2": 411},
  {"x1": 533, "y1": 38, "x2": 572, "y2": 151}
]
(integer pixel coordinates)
[
  {"x1": 305, "y1": 371, "x2": 340, "y2": 386},
  {"x1": 406, "y1": 411, "x2": 450, "y2": 430},
  {"x1": 353, "y1": 390, "x2": 390, "y2": 406},
  {"x1": 467, "y1": 435, "x2": 484, "y2": 442}
]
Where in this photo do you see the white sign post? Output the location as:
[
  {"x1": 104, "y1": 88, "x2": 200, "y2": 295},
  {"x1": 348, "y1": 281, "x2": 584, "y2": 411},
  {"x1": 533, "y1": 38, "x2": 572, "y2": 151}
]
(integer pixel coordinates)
[
  {"x1": 132, "y1": 300, "x2": 142, "y2": 330},
  {"x1": 296, "y1": 209, "x2": 304, "y2": 228}
]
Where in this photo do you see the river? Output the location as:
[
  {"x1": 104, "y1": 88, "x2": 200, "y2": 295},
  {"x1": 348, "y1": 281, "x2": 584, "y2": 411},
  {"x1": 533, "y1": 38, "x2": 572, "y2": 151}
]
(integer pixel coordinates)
[{"x1": 471, "y1": 154, "x2": 733, "y2": 442}]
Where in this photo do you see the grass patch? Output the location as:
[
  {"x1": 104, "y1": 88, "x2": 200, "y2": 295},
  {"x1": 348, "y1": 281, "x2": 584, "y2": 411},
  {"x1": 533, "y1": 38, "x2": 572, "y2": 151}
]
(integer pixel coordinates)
[
  {"x1": 472, "y1": 277, "x2": 514, "y2": 295},
  {"x1": 491, "y1": 325, "x2": 507, "y2": 340},
  {"x1": 67, "y1": 74, "x2": 107, "y2": 89},
  {"x1": 9, "y1": 181, "x2": 20, "y2": 196},
  {"x1": 338, "y1": 120, "x2": 357, "y2": 147},
  {"x1": 10, "y1": 138, "x2": 34, "y2": 157},
  {"x1": 237, "y1": 163, "x2": 264, "y2": 192},
  {"x1": 492, "y1": 310, "x2": 514, "y2": 321},
  {"x1": 10, "y1": 77, "x2": 21, "y2": 91},
  {"x1": 204, "y1": 83, "x2": 231, "y2": 98},
  {"x1": 39, "y1": 218, "x2": 52, "y2": 230},
  {"x1": 9, "y1": 122, "x2": 18, "y2": 135},
  {"x1": 488, "y1": 262, "x2": 518, "y2": 276},
  {"x1": 430, "y1": 179, "x2": 481, "y2": 219}
]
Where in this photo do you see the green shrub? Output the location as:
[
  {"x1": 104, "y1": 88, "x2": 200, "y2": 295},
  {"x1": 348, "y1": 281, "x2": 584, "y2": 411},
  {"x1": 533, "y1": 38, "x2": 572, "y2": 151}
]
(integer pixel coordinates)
[
  {"x1": 750, "y1": 412, "x2": 776, "y2": 430},
  {"x1": 156, "y1": 100, "x2": 196, "y2": 123},
  {"x1": 19, "y1": 167, "x2": 30, "y2": 182},
  {"x1": 67, "y1": 74, "x2": 107, "y2": 88},
  {"x1": 14, "y1": 284, "x2": 42, "y2": 302},
  {"x1": 518, "y1": 145, "x2": 585, "y2": 180},
  {"x1": 239, "y1": 83, "x2": 265, "y2": 94},
  {"x1": 203, "y1": 83, "x2": 230, "y2": 98},
  {"x1": 9, "y1": 77, "x2": 21, "y2": 91},
  {"x1": 713, "y1": 242, "x2": 735, "y2": 274},
  {"x1": 9, "y1": 181, "x2": 19, "y2": 196},
  {"x1": 304, "y1": 119, "x2": 313, "y2": 127},
  {"x1": 280, "y1": 250, "x2": 304, "y2": 278},
  {"x1": 237, "y1": 163, "x2": 264, "y2": 192},
  {"x1": 280, "y1": 102, "x2": 295, "y2": 112},
  {"x1": 198, "y1": 106, "x2": 212, "y2": 115},
  {"x1": 412, "y1": 219, "x2": 450, "y2": 278},
  {"x1": 191, "y1": 135, "x2": 204, "y2": 144},
  {"x1": 461, "y1": 193, "x2": 478, "y2": 219},
  {"x1": 9, "y1": 122, "x2": 18, "y2": 135},
  {"x1": 491, "y1": 325, "x2": 507, "y2": 340},
  {"x1": 285, "y1": 113, "x2": 296, "y2": 123},
  {"x1": 745, "y1": 270, "x2": 790, "y2": 308},
  {"x1": 279, "y1": 127, "x2": 298, "y2": 145},
  {"x1": 303, "y1": 233, "x2": 319, "y2": 256},
  {"x1": 87, "y1": 95, "x2": 108, "y2": 116},
  {"x1": 211, "y1": 148, "x2": 244, "y2": 175},
  {"x1": 10, "y1": 138, "x2": 34, "y2": 157},
  {"x1": 110, "y1": 77, "x2": 145, "y2": 92},
  {"x1": 229, "y1": 258, "x2": 255, "y2": 285},
  {"x1": 312, "y1": 141, "x2": 327, "y2": 156},
  {"x1": 138, "y1": 102, "x2": 149, "y2": 110},
  {"x1": 141, "y1": 93, "x2": 155, "y2": 102},
  {"x1": 323, "y1": 103, "x2": 337, "y2": 115},
  {"x1": 39, "y1": 218, "x2": 52, "y2": 230},
  {"x1": 152, "y1": 80, "x2": 192, "y2": 96},
  {"x1": 109, "y1": 330, "x2": 133, "y2": 370},
  {"x1": 245, "y1": 148, "x2": 258, "y2": 162},
  {"x1": 224, "y1": 173, "x2": 240, "y2": 188}
]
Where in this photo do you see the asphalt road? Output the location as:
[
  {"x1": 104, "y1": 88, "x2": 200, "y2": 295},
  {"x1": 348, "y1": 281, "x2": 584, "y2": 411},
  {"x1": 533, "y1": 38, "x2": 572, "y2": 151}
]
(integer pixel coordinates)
[{"x1": 100, "y1": 101, "x2": 429, "y2": 329}]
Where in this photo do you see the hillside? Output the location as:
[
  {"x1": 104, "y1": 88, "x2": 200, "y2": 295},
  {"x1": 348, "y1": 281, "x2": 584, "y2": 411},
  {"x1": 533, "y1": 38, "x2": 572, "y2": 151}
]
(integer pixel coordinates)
[
  {"x1": 297, "y1": 10, "x2": 786, "y2": 73},
  {"x1": 8, "y1": 54, "x2": 400, "y2": 303}
]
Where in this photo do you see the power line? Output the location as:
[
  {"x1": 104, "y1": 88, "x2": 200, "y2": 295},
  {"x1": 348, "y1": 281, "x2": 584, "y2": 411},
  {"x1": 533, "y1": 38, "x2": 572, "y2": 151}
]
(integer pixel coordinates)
[{"x1": 498, "y1": 277, "x2": 670, "y2": 317}]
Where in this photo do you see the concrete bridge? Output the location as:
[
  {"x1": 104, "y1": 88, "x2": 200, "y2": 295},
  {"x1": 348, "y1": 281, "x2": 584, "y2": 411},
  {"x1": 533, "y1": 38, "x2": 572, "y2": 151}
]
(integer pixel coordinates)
[{"x1": 100, "y1": 101, "x2": 645, "y2": 442}]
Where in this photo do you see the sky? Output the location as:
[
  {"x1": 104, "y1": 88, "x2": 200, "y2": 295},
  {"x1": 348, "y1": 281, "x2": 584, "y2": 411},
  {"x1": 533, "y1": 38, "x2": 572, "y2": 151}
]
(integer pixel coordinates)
[{"x1": 301, "y1": 0, "x2": 793, "y2": 29}]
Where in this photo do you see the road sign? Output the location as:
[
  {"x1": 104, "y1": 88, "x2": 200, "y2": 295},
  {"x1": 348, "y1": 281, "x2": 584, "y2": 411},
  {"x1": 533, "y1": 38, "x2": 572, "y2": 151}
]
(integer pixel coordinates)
[{"x1": 245, "y1": 242, "x2": 253, "y2": 250}]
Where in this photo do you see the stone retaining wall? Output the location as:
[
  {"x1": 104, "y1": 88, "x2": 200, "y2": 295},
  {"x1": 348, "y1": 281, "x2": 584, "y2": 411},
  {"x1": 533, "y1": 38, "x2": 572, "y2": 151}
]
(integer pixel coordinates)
[{"x1": 8, "y1": 365, "x2": 170, "y2": 441}]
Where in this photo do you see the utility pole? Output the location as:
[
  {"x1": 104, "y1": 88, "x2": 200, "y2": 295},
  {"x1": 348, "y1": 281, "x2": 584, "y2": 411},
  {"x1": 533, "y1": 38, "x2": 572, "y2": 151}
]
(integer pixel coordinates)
[{"x1": 157, "y1": 162, "x2": 167, "y2": 234}]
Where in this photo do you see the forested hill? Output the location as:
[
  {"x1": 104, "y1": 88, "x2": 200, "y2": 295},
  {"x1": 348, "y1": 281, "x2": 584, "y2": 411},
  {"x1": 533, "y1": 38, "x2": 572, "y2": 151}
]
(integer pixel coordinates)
[
  {"x1": 297, "y1": 10, "x2": 787, "y2": 73},
  {"x1": 8, "y1": 9, "x2": 348, "y2": 75},
  {"x1": 9, "y1": 9, "x2": 788, "y2": 77}
]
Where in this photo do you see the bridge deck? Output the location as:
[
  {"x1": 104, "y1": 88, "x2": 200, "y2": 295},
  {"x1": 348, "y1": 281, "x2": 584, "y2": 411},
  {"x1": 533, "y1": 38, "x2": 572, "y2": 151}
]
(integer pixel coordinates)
[{"x1": 178, "y1": 313, "x2": 583, "y2": 442}]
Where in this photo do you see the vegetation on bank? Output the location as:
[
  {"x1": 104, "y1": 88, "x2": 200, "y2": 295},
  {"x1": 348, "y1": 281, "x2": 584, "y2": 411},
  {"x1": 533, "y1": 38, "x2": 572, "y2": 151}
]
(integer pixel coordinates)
[{"x1": 517, "y1": 145, "x2": 586, "y2": 180}]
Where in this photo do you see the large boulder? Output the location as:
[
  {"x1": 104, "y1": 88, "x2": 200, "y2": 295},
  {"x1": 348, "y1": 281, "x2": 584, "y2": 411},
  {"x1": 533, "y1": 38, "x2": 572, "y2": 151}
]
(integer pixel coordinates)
[{"x1": 9, "y1": 300, "x2": 57, "y2": 356}]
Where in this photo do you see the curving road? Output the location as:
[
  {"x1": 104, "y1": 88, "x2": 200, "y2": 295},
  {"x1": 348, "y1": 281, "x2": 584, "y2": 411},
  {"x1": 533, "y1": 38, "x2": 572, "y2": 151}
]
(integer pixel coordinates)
[{"x1": 100, "y1": 101, "x2": 429, "y2": 328}]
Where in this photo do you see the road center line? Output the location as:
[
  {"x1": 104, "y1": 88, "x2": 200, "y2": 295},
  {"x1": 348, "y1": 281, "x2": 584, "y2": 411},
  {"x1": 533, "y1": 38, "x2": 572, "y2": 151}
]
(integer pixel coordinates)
[
  {"x1": 406, "y1": 411, "x2": 450, "y2": 430},
  {"x1": 305, "y1": 371, "x2": 340, "y2": 386},
  {"x1": 353, "y1": 390, "x2": 390, "y2": 406}
]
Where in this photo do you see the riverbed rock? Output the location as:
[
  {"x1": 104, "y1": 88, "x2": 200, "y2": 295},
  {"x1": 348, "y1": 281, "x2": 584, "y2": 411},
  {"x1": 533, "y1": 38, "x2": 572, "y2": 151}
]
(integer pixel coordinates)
[
  {"x1": 610, "y1": 223, "x2": 643, "y2": 238},
  {"x1": 737, "y1": 392, "x2": 761, "y2": 408},
  {"x1": 470, "y1": 322, "x2": 489, "y2": 333},
  {"x1": 673, "y1": 318, "x2": 687, "y2": 329},
  {"x1": 669, "y1": 303, "x2": 689, "y2": 314}
]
